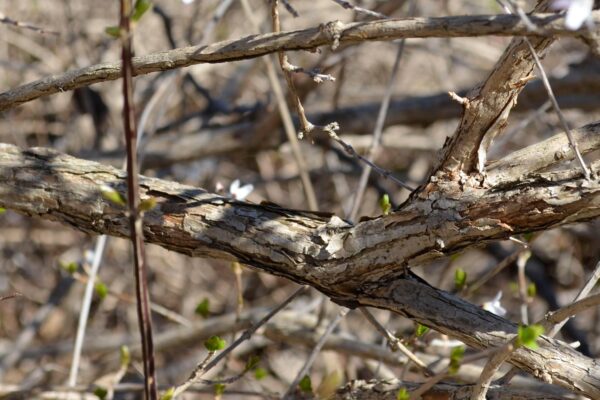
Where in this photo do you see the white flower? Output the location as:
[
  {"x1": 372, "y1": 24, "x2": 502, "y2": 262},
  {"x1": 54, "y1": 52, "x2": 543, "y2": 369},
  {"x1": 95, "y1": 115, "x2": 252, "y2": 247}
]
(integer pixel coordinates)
[
  {"x1": 181, "y1": 0, "x2": 195, "y2": 4},
  {"x1": 553, "y1": 0, "x2": 594, "y2": 30},
  {"x1": 482, "y1": 291, "x2": 507, "y2": 317},
  {"x1": 229, "y1": 179, "x2": 254, "y2": 201}
]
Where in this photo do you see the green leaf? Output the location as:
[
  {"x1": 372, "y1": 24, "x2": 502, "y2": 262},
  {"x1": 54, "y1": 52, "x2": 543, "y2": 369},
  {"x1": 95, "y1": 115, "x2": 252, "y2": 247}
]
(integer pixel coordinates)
[
  {"x1": 139, "y1": 197, "x2": 157, "y2": 212},
  {"x1": 204, "y1": 335, "x2": 226, "y2": 351},
  {"x1": 0, "y1": 207, "x2": 6, "y2": 214},
  {"x1": 93, "y1": 386, "x2": 108, "y2": 400},
  {"x1": 449, "y1": 346, "x2": 465, "y2": 374},
  {"x1": 245, "y1": 355, "x2": 260, "y2": 371},
  {"x1": 415, "y1": 323, "x2": 429, "y2": 337},
  {"x1": 214, "y1": 383, "x2": 226, "y2": 396},
  {"x1": 104, "y1": 26, "x2": 121, "y2": 38},
  {"x1": 132, "y1": 0, "x2": 153, "y2": 22},
  {"x1": 298, "y1": 375, "x2": 313, "y2": 393},
  {"x1": 95, "y1": 282, "x2": 108, "y2": 300},
  {"x1": 100, "y1": 185, "x2": 125, "y2": 206},
  {"x1": 517, "y1": 324, "x2": 544, "y2": 350},
  {"x1": 195, "y1": 298, "x2": 210, "y2": 318},
  {"x1": 254, "y1": 367, "x2": 268, "y2": 380},
  {"x1": 396, "y1": 387, "x2": 410, "y2": 400},
  {"x1": 523, "y1": 232, "x2": 535, "y2": 242},
  {"x1": 160, "y1": 387, "x2": 174, "y2": 400},
  {"x1": 120, "y1": 345, "x2": 131, "y2": 367},
  {"x1": 60, "y1": 260, "x2": 79, "y2": 274},
  {"x1": 316, "y1": 370, "x2": 342, "y2": 399},
  {"x1": 454, "y1": 268, "x2": 467, "y2": 290},
  {"x1": 379, "y1": 194, "x2": 391, "y2": 216},
  {"x1": 527, "y1": 282, "x2": 537, "y2": 298}
]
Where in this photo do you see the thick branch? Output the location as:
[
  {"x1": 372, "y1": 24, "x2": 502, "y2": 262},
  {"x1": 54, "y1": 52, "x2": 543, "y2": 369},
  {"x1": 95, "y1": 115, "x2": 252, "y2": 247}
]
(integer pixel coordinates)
[
  {"x1": 1, "y1": 12, "x2": 599, "y2": 111},
  {"x1": 435, "y1": 1, "x2": 559, "y2": 174},
  {"x1": 1, "y1": 144, "x2": 600, "y2": 396}
]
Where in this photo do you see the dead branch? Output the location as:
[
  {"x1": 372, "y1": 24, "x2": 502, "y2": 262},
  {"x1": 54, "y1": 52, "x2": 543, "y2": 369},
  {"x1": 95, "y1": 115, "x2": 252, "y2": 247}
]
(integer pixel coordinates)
[
  {"x1": 1, "y1": 12, "x2": 599, "y2": 111},
  {"x1": 1, "y1": 143, "x2": 600, "y2": 397}
]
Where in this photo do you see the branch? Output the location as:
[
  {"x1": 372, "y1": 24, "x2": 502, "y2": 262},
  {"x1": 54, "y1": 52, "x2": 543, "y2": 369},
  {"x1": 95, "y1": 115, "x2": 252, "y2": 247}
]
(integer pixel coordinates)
[
  {"x1": 1, "y1": 144, "x2": 600, "y2": 396},
  {"x1": 435, "y1": 1, "x2": 561, "y2": 175},
  {"x1": 335, "y1": 379, "x2": 570, "y2": 400},
  {"x1": 488, "y1": 120, "x2": 600, "y2": 184},
  {"x1": 1, "y1": 12, "x2": 599, "y2": 111}
]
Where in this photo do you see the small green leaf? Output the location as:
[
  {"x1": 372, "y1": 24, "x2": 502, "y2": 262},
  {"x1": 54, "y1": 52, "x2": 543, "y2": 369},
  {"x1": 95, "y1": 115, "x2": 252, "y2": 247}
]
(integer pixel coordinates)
[
  {"x1": 298, "y1": 375, "x2": 313, "y2": 393},
  {"x1": 204, "y1": 335, "x2": 226, "y2": 351},
  {"x1": 214, "y1": 383, "x2": 226, "y2": 396},
  {"x1": 0, "y1": 207, "x2": 6, "y2": 214},
  {"x1": 160, "y1": 387, "x2": 174, "y2": 400},
  {"x1": 449, "y1": 346, "x2": 465, "y2": 374},
  {"x1": 100, "y1": 185, "x2": 126, "y2": 206},
  {"x1": 105, "y1": 26, "x2": 121, "y2": 38},
  {"x1": 120, "y1": 345, "x2": 131, "y2": 367},
  {"x1": 140, "y1": 197, "x2": 157, "y2": 212},
  {"x1": 245, "y1": 355, "x2": 260, "y2": 371},
  {"x1": 379, "y1": 194, "x2": 391, "y2": 216},
  {"x1": 195, "y1": 298, "x2": 210, "y2": 318},
  {"x1": 454, "y1": 268, "x2": 467, "y2": 290},
  {"x1": 415, "y1": 323, "x2": 429, "y2": 337},
  {"x1": 93, "y1": 386, "x2": 108, "y2": 400},
  {"x1": 132, "y1": 0, "x2": 153, "y2": 22},
  {"x1": 527, "y1": 282, "x2": 537, "y2": 298},
  {"x1": 396, "y1": 387, "x2": 410, "y2": 400},
  {"x1": 517, "y1": 325, "x2": 544, "y2": 349},
  {"x1": 95, "y1": 282, "x2": 108, "y2": 300},
  {"x1": 60, "y1": 260, "x2": 79, "y2": 274},
  {"x1": 254, "y1": 367, "x2": 268, "y2": 380},
  {"x1": 523, "y1": 232, "x2": 535, "y2": 242},
  {"x1": 449, "y1": 252, "x2": 462, "y2": 262}
]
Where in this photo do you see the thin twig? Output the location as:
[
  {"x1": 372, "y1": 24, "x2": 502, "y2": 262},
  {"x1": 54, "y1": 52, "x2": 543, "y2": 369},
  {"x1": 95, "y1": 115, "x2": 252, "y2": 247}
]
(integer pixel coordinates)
[
  {"x1": 119, "y1": 1, "x2": 157, "y2": 398},
  {"x1": 241, "y1": 0, "x2": 319, "y2": 211},
  {"x1": 0, "y1": 12, "x2": 58, "y2": 35},
  {"x1": 68, "y1": 235, "x2": 108, "y2": 387},
  {"x1": 523, "y1": 39, "x2": 591, "y2": 180},
  {"x1": 359, "y1": 308, "x2": 433, "y2": 376},
  {"x1": 330, "y1": 0, "x2": 389, "y2": 19},
  {"x1": 283, "y1": 307, "x2": 350, "y2": 399},
  {"x1": 185, "y1": 286, "x2": 307, "y2": 386},
  {"x1": 348, "y1": 1, "x2": 415, "y2": 221}
]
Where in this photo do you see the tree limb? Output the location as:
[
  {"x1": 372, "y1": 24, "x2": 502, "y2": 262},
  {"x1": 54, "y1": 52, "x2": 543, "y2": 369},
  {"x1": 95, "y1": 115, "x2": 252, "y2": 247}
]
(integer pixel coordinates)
[
  {"x1": 1, "y1": 143, "x2": 600, "y2": 396},
  {"x1": 1, "y1": 12, "x2": 599, "y2": 111}
]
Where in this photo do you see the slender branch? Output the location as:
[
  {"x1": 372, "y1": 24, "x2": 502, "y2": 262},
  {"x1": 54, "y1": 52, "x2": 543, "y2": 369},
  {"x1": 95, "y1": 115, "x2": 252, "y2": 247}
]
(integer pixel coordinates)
[
  {"x1": 119, "y1": 2, "x2": 157, "y2": 399},
  {"x1": 2, "y1": 12, "x2": 600, "y2": 111}
]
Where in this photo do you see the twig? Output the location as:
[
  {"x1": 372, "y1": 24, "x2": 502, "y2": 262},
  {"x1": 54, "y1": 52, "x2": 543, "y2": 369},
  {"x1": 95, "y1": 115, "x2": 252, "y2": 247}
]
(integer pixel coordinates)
[
  {"x1": 241, "y1": 0, "x2": 319, "y2": 211},
  {"x1": 68, "y1": 235, "x2": 108, "y2": 387},
  {"x1": 169, "y1": 285, "x2": 307, "y2": 398},
  {"x1": 3, "y1": 12, "x2": 599, "y2": 111},
  {"x1": 523, "y1": 39, "x2": 590, "y2": 179},
  {"x1": 348, "y1": 1, "x2": 414, "y2": 221},
  {"x1": 0, "y1": 12, "x2": 58, "y2": 35},
  {"x1": 0, "y1": 292, "x2": 21, "y2": 302},
  {"x1": 330, "y1": 0, "x2": 389, "y2": 19},
  {"x1": 283, "y1": 306, "x2": 349, "y2": 399},
  {"x1": 119, "y1": 1, "x2": 157, "y2": 398},
  {"x1": 409, "y1": 349, "x2": 495, "y2": 400},
  {"x1": 359, "y1": 308, "x2": 433, "y2": 376}
]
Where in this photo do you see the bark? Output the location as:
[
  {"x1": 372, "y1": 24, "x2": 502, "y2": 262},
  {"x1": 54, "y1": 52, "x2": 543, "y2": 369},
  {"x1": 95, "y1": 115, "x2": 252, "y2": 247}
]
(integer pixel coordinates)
[
  {"x1": 1, "y1": 143, "x2": 600, "y2": 397},
  {"x1": 1, "y1": 12, "x2": 599, "y2": 111}
]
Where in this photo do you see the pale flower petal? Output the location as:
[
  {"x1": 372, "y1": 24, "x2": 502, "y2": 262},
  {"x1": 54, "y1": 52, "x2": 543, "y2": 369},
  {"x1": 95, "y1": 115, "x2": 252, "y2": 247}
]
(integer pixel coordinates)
[{"x1": 482, "y1": 291, "x2": 507, "y2": 317}]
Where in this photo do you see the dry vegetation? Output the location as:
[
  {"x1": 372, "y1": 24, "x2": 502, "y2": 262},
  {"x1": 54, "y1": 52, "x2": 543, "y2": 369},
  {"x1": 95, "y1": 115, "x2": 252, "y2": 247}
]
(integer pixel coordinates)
[{"x1": 1, "y1": 0, "x2": 600, "y2": 399}]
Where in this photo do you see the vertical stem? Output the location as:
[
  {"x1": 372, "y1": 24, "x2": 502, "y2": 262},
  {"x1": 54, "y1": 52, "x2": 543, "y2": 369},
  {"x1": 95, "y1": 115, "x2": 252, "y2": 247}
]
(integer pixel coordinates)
[{"x1": 119, "y1": 1, "x2": 157, "y2": 399}]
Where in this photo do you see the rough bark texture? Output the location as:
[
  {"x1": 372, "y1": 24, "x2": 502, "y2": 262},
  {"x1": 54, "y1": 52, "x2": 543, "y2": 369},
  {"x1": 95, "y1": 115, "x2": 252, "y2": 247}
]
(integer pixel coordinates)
[{"x1": 1, "y1": 143, "x2": 600, "y2": 397}]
